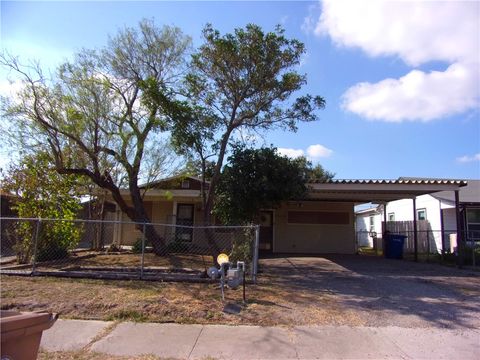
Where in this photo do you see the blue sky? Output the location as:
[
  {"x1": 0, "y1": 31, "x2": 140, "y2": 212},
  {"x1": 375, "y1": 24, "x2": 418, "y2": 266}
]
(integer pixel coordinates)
[{"x1": 1, "y1": 0, "x2": 479, "y2": 180}]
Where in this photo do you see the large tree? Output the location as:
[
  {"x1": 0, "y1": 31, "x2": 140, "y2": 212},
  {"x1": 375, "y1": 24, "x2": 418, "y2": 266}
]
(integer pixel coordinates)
[
  {"x1": 1, "y1": 20, "x2": 190, "y2": 252},
  {"x1": 172, "y1": 24, "x2": 326, "y2": 224}
]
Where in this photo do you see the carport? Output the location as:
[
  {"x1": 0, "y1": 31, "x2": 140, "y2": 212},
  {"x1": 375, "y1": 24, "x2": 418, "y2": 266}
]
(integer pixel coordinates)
[{"x1": 306, "y1": 178, "x2": 467, "y2": 261}]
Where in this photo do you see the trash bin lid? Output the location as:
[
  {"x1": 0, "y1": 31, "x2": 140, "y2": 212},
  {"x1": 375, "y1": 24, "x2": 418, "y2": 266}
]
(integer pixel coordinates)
[{"x1": 1, "y1": 311, "x2": 55, "y2": 335}]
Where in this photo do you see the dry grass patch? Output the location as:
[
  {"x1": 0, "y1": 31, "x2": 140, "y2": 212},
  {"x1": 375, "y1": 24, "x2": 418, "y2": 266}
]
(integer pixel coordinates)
[
  {"x1": 27, "y1": 252, "x2": 213, "y2": 272},
  {"x1": 0, "y1": 272, "x2": 361, "y2": 326},
  {"x1": 38, "y1": 350, "x2": 175, "y2": 360}
]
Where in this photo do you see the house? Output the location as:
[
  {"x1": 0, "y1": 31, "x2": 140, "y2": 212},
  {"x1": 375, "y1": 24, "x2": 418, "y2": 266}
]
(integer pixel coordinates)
[
  {"x1": 356, "y1": 179, "x2": 480, "y2": 253},
  {"x1": 109, "y1": 177, "x2": 467, "y2": 255},
  {"x1": 355, "y1": 205, "x2": 382, "y2": 247},
  {"x1": 0, "y1": 191, "x2": 17, "y2": 218}
]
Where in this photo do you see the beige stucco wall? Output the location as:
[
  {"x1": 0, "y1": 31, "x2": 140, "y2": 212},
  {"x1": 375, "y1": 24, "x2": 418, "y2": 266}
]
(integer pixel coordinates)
[{"x1": 273, "y1": 201, "x2": 355, "y2": 254}]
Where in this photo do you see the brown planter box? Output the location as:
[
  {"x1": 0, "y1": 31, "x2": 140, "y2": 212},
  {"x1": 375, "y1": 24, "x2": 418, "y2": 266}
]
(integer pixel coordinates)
[{"x1": 1, "y1": 310, "x2": 58, "y2": 360}]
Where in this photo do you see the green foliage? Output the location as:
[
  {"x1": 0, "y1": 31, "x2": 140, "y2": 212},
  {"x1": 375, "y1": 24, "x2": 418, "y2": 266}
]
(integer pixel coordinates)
[
  {"x1": 229, "y1": 228, "x2": 255, "y2": 264},
  {"x1": 131, "y1": 239, "x2": 144, "y2": 254},
  {"x1": 214, "y1": 146, "x2": 319, "y2": 225},
  {"x1": 186, "y1": 24, "x2": 325, "y2": 132},
  {"x1": 167, "y1": 241, "x2": 190, "y2": 253},
  {"x1": 2, "y1": 152, "x2": 83, "y2": 263},
  {"x1": 131, "y1": 237, "x2": 152, "y2": 253},
  {"x1": 293, "y1": 156, "x2": 335, "y2": 183}
]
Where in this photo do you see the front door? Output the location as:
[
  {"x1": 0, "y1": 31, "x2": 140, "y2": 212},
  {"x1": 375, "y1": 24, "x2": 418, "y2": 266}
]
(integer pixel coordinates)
[
  {"x1": 259, "y1": 211, "x2": 274, "y2": 254},
  {"x1": 176, "y1": 204, "x2": 194, "y2": 242}
]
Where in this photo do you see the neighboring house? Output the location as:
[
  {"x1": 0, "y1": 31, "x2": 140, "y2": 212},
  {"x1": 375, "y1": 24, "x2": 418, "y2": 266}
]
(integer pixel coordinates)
[
  {"x1": 0, "y1": 191, "x2": 17, "y2": 218},
  {"x1": 109, "y1": 177, "x2": 467, "y2": 255},
  {"x1": 355, "y1": 205, "x2": 382, "y2": 247},
  {"x1": 356, "y1": 179, "x2": 480, "y2": 253}
]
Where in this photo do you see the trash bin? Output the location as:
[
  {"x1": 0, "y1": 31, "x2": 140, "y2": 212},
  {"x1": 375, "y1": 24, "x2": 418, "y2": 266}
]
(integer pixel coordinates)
[
  {"x1": 1, "y1": 310, "x2": 58, "y2": 360},
  {"x1": 385, "y1": 234, "x2": 407, "y2": 259}
]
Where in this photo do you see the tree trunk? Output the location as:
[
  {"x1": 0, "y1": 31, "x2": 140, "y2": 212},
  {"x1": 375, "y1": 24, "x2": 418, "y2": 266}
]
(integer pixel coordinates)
[{"x1": 128, "y1": 181, "x2": 166, "y2": 255}]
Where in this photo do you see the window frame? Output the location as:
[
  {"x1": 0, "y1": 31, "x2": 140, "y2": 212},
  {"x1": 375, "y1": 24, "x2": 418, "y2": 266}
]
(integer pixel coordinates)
[{"x1": 416, "y1": 208, "x2": 427, "y2": 221}]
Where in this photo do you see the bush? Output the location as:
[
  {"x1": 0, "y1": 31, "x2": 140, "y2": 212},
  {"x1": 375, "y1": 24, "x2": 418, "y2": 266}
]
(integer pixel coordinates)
[
  {"x1": 131, "y1": 238, "x2": 152, "y2": 253},
  {"x1": 229, "y1": 229, "x2": 253, "y2": 264},
  {"x1": 437, "y1": 245, "x2": 480, "y2": 266},
  {"x1": 36, "y1": 242, "x2": 69, "y2": 262},
  {"x1": 167, "y1": 241, "x2": 190, "y2": 253}
]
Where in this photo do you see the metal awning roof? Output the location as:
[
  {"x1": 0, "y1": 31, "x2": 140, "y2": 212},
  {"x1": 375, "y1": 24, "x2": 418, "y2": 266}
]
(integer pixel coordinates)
[{"x1": 306, "y1": 178, "x2": 468, "y2": 203}]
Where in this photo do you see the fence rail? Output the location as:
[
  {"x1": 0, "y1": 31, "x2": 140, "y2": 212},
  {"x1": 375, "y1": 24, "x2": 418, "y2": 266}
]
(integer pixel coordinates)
[
  {"x1": 0, "y1": 217, "x2": 259, "y2": 282},
  {"x1": 356, "y1": 229, "x2": 479, "y2": 266}
]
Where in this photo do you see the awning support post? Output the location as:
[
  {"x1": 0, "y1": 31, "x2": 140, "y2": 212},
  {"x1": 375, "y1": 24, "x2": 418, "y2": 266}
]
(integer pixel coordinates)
[
  {"x1": 455, "y1": 190, "x2": 464, "y2": 268},
  {"x1": 413, "y1": 197, "x2": 418, "y2": 262},
  {"x1": 383, "y1": 203, "x2": 388, "y2": 255}
]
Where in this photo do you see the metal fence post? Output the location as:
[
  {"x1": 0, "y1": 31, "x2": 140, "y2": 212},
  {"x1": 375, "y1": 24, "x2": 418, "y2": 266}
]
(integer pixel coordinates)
[
  {"x1": 426, "y1": 231, "x2": 430, "y2": 262},
  {"x1": 472, "y1": 237, "x2": 476, "y2": 267},
  {"x1": 31, "y1": 218, "x2": 41, "y2": 274},
  {"x1": 140, "y1": 222, "x2": 146, "y2": 279},
  {"x1": 252, "y1": 225, "x2": 260, "y2": 284}
]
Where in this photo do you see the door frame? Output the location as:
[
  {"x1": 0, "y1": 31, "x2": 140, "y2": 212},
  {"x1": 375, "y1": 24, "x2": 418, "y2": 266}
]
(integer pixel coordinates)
[{"x1": 175, "y1": 203, "x2": 195, "y2": 242}]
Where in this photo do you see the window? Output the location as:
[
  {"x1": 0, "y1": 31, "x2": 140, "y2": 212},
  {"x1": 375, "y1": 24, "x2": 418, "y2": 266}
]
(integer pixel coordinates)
[
  {"x1": 466, "y1": 208, "x2": 480, "y2": 240},
  {"x1": 369, "y1": 215, "x2": 375, "y2": 232},
  {"x1": 417, "y1": 208, "x2": 427, "y2": 221},
  {"x1": 388, "y1": 213, "x2": 395, "y2": 221},
  {"x1": 181, "y1": 180, "x2": 190, "y2": 189}
]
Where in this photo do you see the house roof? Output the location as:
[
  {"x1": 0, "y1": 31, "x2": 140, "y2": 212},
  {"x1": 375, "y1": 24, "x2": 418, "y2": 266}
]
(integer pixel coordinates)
[
  {"x1": 139, "y1": 175, "x2": 209, "y2": 190},
  {"x1": 355, "y1": 205, "x2": 382, "y2": 215},
  {"x1": 430, "y1": 179, "x2": 480, "y2": 204},
  {"x1": 306, "y1": 178, "x2": 467, "y2": 203},
  {"x1": 310, "y1": 178, "x2": 467, "y2": 185}
]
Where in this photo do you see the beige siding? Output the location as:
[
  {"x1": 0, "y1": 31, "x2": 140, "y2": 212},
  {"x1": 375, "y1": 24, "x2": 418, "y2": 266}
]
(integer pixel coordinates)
[
  {"x1": 118, "y1": 201, "x2": 154, "y2": 245},
  {"x1": 274, "y1": 201, "x2": 355, "y2": 254},
  {"x1": 151, "y1": 201, "x2": 175, "y2": 224}
]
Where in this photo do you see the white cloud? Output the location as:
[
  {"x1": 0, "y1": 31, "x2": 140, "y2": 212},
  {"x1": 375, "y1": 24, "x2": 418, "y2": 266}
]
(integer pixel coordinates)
[
  {"x1": 314, "y1": 0, "x2": 480, "y2": 122},
  {"x1": 301, "y1": 3, "x2": 320, "y2": 34},
  {"x1": 279, "y1": 144, "x2": 333, "y2": 159},
  {"x1": 342, "y1": 63, "x2": 478, "y2": 122},
  {"x1": 316, "y1": 1, "x2": 477, "y2": 66},
  {"x1": 278, "y1": 147, "x2": 304, "y2": 158},
  {"x1": 306, "y1": 144, "x2": 333, "y2": 158},
  {"x1": 457, "y1": 153, "x2": 480, "y2": 163}
]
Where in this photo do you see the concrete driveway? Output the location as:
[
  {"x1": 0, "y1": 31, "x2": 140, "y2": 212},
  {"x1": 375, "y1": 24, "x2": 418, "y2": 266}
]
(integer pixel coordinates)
[{"x1": 259, "y1": 255, "x2": 480, "y2": 329}]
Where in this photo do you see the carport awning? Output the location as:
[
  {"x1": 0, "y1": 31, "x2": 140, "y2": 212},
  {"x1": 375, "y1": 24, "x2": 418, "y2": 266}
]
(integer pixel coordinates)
[{"x1": 306, "y1": 178, "x2": 467, "y2": 203}]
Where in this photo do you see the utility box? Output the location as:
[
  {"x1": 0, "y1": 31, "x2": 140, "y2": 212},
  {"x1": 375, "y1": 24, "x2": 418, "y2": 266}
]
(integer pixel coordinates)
[{"x1": 1, "y1": 310, "x2": 58, "y2": 360}]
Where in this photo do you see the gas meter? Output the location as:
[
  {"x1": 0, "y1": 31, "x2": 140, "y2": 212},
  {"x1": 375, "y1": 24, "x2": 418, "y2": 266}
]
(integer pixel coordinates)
[{"x1": 207, "y1": 254, "x2": 246, "y2": 302}]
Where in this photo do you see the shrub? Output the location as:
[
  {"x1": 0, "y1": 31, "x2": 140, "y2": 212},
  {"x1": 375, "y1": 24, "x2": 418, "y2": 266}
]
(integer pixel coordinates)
[
  {"x1": 229, "y1": 229, "x2": 253, "y2": 264},
  {"x1": 131, "y1": 238, "x2": 152, "y2": 253},
  {"x1": 167, "y1": 241, "x2": 190, "y2": 253}
]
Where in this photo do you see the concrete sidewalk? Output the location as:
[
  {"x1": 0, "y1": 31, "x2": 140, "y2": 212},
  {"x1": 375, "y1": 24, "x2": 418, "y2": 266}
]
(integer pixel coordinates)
[{"x1": 41, "y1": 319, "x2": 480, "y2": 359}]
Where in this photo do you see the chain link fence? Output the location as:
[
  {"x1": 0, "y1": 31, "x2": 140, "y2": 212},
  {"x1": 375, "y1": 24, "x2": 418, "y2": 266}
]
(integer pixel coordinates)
[
  {"x1": 356, "y1": 229, "x2": 480, "y2": 267},
  {"x1": 0, "y1": 217, "x2": 259, "y2": 282}
]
